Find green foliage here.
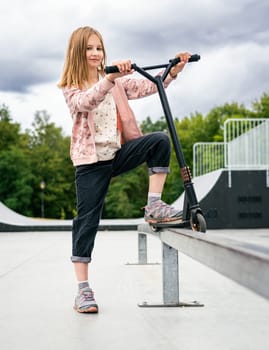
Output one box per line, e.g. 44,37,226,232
0,146,33,215
104,165,148,218
0,108,76,219
0,103,12,122
204,102,252,142
0,92,268,219
0,105,22,150
140,116,168,133
28,111,76,218
252,93,269,118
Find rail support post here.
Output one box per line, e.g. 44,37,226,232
139,240,204,307
163,243,179,304
126,233,159,265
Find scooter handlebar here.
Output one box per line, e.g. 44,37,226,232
104,54,200,74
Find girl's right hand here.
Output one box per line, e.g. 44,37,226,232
106,59,134,82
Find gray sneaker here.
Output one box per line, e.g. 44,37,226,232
144,199,182,224
74,287,98,313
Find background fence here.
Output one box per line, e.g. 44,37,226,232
193,118,269,179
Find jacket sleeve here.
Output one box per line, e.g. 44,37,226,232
62,78,115,115
120,70,175,100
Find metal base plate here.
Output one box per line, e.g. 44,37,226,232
125,262,160,265
138,300,204,308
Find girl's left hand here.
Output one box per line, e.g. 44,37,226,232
170,52,191,78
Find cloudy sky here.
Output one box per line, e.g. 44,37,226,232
0,0,268,135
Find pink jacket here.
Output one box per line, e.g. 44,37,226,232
63,73,175,166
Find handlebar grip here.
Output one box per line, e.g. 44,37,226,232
188,54,200,62
170,54,200,65
104,64,135,74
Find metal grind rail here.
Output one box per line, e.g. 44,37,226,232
136,224,269,307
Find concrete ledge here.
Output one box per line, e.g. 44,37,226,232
138,223,269,301
0,219,142,232
0,222,72,232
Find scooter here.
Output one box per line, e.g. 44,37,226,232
105,55,206,233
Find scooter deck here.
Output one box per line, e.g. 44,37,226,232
149,221,185,229
148,213,189,230
149,220,192,232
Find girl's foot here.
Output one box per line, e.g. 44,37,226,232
74,287,98,313
144,199,182,224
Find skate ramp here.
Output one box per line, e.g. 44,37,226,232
173,169,269,229
173,169,223,208
0,201,142,232
0,201,72,231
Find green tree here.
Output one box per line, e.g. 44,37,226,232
0,105,34,215
1,90,268,220
0,103,12,122
0,147,33,215
252,93,269,119
0,104,22,150
140,116,168,133
204,102,252,142
28,111,75,218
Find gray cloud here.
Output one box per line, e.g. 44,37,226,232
1,0,268,93
0,58,60,93
0,0,268,135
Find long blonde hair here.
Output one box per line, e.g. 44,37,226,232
58,26,107,89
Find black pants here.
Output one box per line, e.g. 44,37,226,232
71,132,171,263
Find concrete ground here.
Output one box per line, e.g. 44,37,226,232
0,230,269,350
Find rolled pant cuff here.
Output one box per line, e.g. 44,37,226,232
71,256,91,263
148,166,170,176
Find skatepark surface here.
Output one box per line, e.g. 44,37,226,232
1,229,269,350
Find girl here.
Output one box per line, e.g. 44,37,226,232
58,26,190,313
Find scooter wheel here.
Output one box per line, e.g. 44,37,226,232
191,213,206,233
